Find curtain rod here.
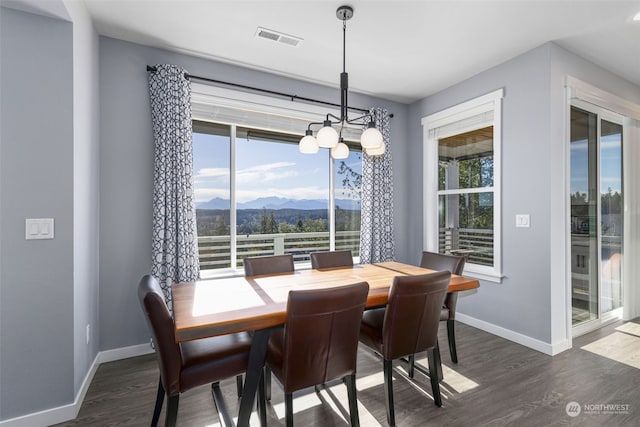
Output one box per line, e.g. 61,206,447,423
146,65,393,117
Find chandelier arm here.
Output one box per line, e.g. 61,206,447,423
346,113,374,125
325,113,342,123
306,121,325,131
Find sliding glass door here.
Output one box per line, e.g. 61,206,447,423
570,102,623,333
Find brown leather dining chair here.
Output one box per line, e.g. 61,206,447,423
244,254,295,401
244,254,295,277
420,251,466,364
359,271,450,426
310,250,354,269
258,281,369,427
138,275,252,427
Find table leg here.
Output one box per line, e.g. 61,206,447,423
237,328,273,427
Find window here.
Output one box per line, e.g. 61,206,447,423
422,89,503,281
191,84,362,275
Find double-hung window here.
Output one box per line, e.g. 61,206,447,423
191,84,362,276
422,89,503,282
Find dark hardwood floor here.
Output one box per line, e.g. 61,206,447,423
53,319,640,426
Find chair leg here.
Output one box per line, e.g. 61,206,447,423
151,377,165,427
407,354,415,378
447,319,458,363
427,349,442,407
258,370,267,427
434,340,443,381
285,392,294,427
383,359,395,426
165,394,179,427
236,374,244,398
265,366,272,401
345,374,360,427
212,382,234,427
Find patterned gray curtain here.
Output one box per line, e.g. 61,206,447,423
147,64,200,306
359,107,395,263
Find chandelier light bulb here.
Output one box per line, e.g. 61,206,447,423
331,141,349,159
316,124,339,148
299,131,319,154
365,141,385,156
360,124,383,148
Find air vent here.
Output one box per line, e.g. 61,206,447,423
255,27,303,47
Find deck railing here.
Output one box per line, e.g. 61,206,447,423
439,227,494,266
198,230,361,270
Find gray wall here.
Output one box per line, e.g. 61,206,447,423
406,42,640,345
98,37,409,350
0,7,75,419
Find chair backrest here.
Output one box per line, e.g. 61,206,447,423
280,281,369,393
243,254,294,277
382,271,450,360
420,251,465,275
137,275,182,396
310,250,354,269
420,252,465,315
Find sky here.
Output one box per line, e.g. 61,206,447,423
192,132,362,204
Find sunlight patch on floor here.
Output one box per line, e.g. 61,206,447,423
203,359,479,427
581,331,640,369
267,381,382,426
413,357,480,393
356,370,385,391
270,391,323,419
615,321,640,337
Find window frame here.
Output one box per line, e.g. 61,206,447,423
422,88,504,282
191,83,362,277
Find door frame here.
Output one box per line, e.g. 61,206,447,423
565,76,640,341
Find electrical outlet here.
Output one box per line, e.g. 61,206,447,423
86,324,91,345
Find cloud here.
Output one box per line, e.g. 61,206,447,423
237,162,298,184
196,167,229,178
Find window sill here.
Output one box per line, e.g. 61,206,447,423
462,270,503,283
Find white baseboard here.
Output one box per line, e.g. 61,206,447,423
0,343,154,427
98,342,154,364
456,313,570,356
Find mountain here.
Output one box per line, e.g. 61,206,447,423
237,197,322,210
197,196,360,210
196,197,230,209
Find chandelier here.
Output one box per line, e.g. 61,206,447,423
299,5,385,159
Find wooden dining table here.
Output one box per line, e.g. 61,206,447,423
172,261,479,426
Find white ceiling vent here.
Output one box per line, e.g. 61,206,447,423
255,27,302,47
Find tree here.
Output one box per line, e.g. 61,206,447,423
214,216,229,235
336,154,362,200
259,208,278,234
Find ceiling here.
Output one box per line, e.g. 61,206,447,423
14,1,640,104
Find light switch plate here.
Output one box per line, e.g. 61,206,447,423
515,214,530,228
25,218,54,239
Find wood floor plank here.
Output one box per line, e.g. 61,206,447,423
53,319,640,426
